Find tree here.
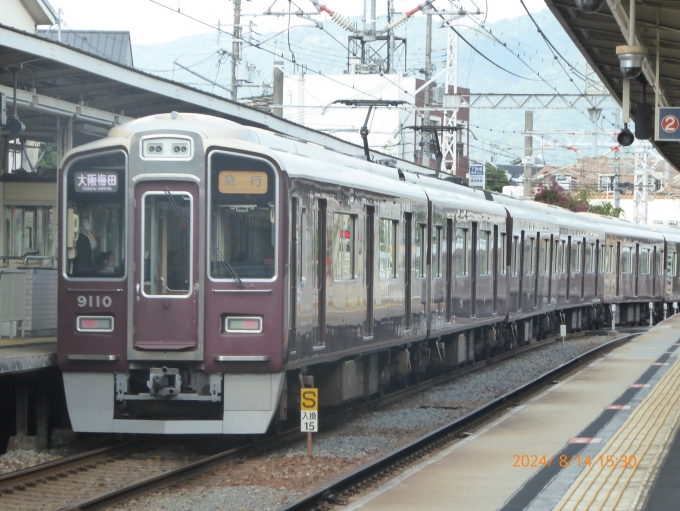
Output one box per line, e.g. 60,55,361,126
588,201,624,219
534,176,589,212
485,163,509,192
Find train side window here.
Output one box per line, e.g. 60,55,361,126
479,230,491,275
500,232,507,275
586,243,594,273
512,235,520,276
455,228,469,277
659,249,665,275
300,208,307,283
606,245,613,273
540,239,549,273
571,241,582,273
599,244,605,273
527,237,535,275
333,213,356,281
414,224,426,279
432,225,443,278
622,246,632,274
379,218,398,279
640,248,651,275
553,240,559,274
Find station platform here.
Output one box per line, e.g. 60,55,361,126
0,337,57,375
345,316,680,511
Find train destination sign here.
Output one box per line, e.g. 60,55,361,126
300,388,318,433
657,107,680,141
75,172,118,192
218,170,268,194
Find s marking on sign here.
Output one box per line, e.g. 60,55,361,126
301,388,319,433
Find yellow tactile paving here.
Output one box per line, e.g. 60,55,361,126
0,337,56,349
555,341,680,511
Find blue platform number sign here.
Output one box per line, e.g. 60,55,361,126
657,107,680,141
300,388,318,432
469,164,485,188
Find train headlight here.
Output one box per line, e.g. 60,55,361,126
141,137,193,160
77,316,114,333
224,316,262,333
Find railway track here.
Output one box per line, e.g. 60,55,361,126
0,330,638,511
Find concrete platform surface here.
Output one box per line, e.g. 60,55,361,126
0,337,56,374
344,317,680,511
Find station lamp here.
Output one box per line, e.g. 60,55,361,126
574,0,605,13
617,124,635,147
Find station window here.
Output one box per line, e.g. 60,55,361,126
333,213,356,281
640,248,651,275
4,205,53,258
622,246,632,274
500,233,507,275
455,228,469,277
479,230,491,275
512,235,520,276
379,218,398,279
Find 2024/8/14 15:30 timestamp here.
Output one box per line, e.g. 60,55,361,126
513,454,637,469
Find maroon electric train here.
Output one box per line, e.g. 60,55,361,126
58,113,679,434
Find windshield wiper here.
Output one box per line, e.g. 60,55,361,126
215,246,245,289
164,188,188,227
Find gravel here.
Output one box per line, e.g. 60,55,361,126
270,435,398,459
116,485,302,511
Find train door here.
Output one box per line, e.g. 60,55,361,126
653,246,657,296
365,206,375,339
534,233,540,308
595,239,600,297
471,222,478,317
289,197,299,350
518,230,525,310
446,219,453,320
133,181,199,350
616,241,621,297
404,212,412,331
317,199,327,346
635,243,640,297
566,236,572,301
581,237,586,300
548,234,554,304
493,225,498,314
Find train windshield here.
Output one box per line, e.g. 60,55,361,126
64,151,126,278
209,152,277,280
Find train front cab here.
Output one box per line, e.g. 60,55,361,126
58,116,287,434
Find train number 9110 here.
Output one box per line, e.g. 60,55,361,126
77,295,113,308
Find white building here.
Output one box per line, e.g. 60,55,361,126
1,0,56,32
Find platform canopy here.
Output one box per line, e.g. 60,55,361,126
0,24,431,174
545,1,680,170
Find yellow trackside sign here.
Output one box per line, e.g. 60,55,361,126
300,388,318,411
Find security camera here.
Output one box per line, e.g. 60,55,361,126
617,123,635,147
616,45,646,79
574,0,605,12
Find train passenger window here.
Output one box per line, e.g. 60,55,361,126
540,239,549,273
600,244,606,273
479,230,491,275
500,233,507,275
527,238,535,275
571,242,582,273
671,252,679,277
622,247,632,274
415,224,426,279
379,219,398,279
433,226,443,278
586,243,594,273
300,208,307,283
455,228,469,277
659,249,665,275
209,152,277,280
640,248,651,275
606,245,613,273
333,213,356,281
64,151,126,279
512,236,520,276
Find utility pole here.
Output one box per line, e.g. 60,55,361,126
272,55,284,118
523,110,534,198
230,0,242,102
422,13,432,168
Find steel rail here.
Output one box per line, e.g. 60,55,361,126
277,333,638,511
0,443,129,492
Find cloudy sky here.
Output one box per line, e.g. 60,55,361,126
46,0,549,45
